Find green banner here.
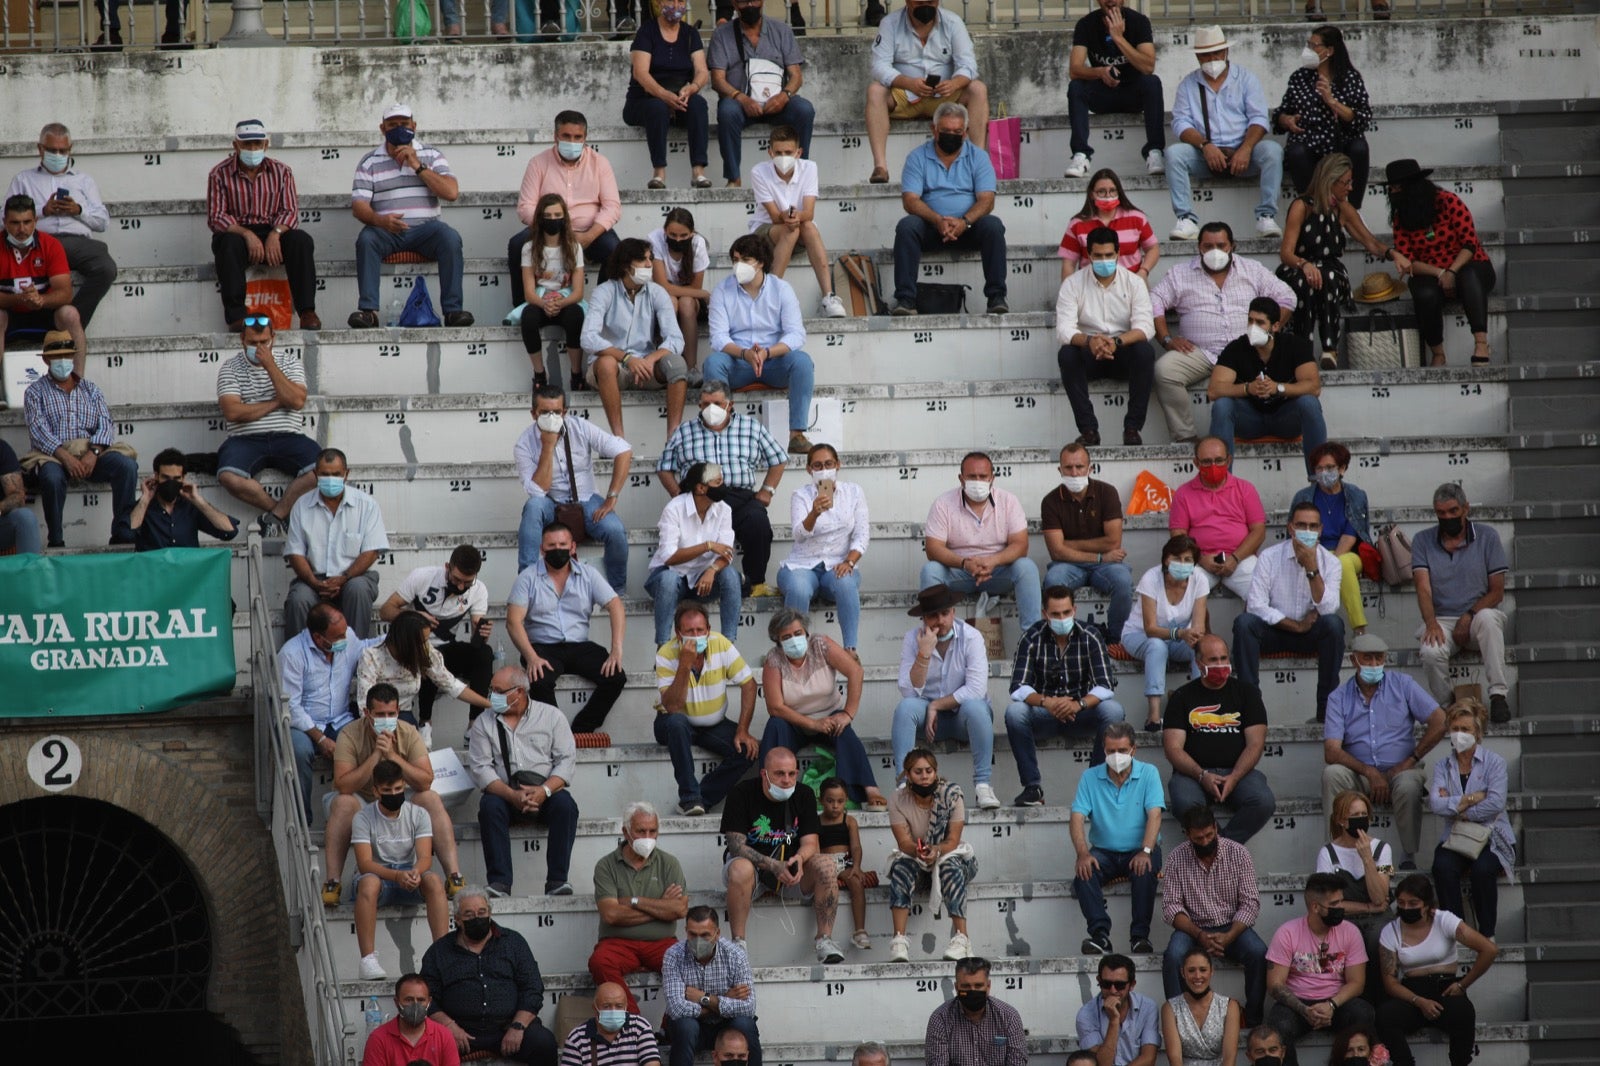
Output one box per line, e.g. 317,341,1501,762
0,548,236,717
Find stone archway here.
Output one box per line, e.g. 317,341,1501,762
0,729,290,1062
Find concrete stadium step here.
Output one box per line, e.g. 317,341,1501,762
320,870,1534,980
83,167,1509,271
331,947,1536,1040
9,104,1503,203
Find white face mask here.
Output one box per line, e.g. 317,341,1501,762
630,836,658,860
1105,751,1134,774
1201,248,1232,272
1300,46,1322,69
631,265,654,286
963,479,992,503
771,154,797,176
1200,58,1227,79
700,403,729,428
536,412,565,434
811,468,838,483
732,261,758,285
1061,475,1090,494
1448,730,1477,754
1247,324,1272,348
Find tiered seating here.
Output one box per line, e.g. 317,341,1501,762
2,16,1596,1066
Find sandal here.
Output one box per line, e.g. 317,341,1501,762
862,795,889,811
1471,343,1492,365
646,176,667,190
851,929,873,950
691,174,713,189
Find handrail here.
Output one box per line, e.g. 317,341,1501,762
247,532,356,1065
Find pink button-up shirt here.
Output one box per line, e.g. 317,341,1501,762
924,485,1027,558
518,145,621,234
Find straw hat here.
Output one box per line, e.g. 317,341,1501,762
1353,272,1403,303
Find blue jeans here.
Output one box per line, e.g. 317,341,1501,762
0,508,42,554
518,492,629,590
702,349,815,432
1119,628,1199,697
891,697,994,784
1067,75,1166,160
892,215,1008,305
759,717,878,802
776,562,861,648
646,565,743,647
478,787,579,891
1003,698,1126,783
919,558,1043,629
289,720,345,825
1163,138,1285,223
1072,844,1161,940
653,714,754,809
1164,924,1269,1024
1168,768,1276,844
36,449,138,545
354,218,465,313
717,94,816,182
1208,395,1328,473
667,1014,762,1066
623,93,710,169
1044,560,1134,639
1232,610,1343,721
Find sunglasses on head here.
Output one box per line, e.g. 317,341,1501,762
243,315,271,328
1098,979,1131,990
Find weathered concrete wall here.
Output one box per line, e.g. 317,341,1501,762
0,15,1591,142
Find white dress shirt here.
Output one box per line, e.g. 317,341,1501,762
1055,264,1155,346
1246,538,1342,625
513,416,632,503
648,493,736,581
783,480,870,570
6,164,111,237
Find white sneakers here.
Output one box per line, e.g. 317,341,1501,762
1064,152,1092,178
1145,150,1166,175
819,293,847,318
974,783,1001,810
943,932,973,961
418,723,432,748
1170,217,1201,240
889,934,911,962
1256,216,1284,238
816,936,845,963
359,953,386,980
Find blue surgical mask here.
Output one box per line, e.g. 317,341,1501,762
371,716,399,734
936,627,954,642
238,149,266,167
1048,617,1075,636
489,691,509,713
597,1009,629,1032
317,475,345,498
766,782,795,801
1315,469,1341,490
689,635,709,654
1358,665,1385,685
1168,561,1196,581
42,152,70,174
245,347,261,365
1090,259,1117,278
384,126,415,147
781,635,809,659
48,359,74,381
1293,529,1320,547
557,140,584,162
329,638,348,654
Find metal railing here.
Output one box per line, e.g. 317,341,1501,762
246,533,356,1066
0,0,1579,50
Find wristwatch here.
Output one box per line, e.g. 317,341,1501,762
1276,383,1286,395
701,994,714,1007
631,896,641,907
509,1021,526,1031
415,164,430,175
1141,846,1153,855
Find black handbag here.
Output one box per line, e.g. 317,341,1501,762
915,282,969,315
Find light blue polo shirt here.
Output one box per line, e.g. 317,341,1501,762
1070,759,1165,853
901,139,996,220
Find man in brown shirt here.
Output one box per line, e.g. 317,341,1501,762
1041,440,1133,639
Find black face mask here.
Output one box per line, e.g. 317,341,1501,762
910,3,937,22
1438,516,1464,537
1322,906,1347,927
1345,816,1369,834
668,237,695,256
936,132,965,155
1341,1058,1370,1066
379,792,406,812
705,485,727,503
460,916,493,941
1398,907,1425,925
955,989,987,1011
909,781,937,798
1183,984,1211,1000
544,548,572,570
155,479,183,505
738,5,762,24
540,217,565,235
1254,1058,1283,1066
1193,838,1219,858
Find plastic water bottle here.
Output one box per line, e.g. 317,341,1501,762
493,641,507,669
385,298,403,327
364,995,382,1034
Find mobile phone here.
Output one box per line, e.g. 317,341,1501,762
924,73,940,88
55,188,70,200
1213,552,1227,565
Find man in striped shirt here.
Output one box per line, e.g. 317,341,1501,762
654,602,758,817
348,103,473,329
207,119,320,333
559,983,663,1066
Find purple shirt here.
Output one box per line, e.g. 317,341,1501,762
924,485,1027,558
1149,255,1298,361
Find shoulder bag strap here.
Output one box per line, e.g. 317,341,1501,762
496,715,515,780
562,427,581,505
1199,82,1212,144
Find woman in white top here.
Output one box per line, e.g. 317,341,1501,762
356,610,492,741
1160,947,1240,1066
644,460,742,646
1120,533,1209,730
1375,873,1498,1066
777,444,869,651
649,207,711,376
1319,788,1395,1001
517,193,587,391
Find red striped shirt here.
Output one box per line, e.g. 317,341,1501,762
1057,207,1157,270
206,155,299,233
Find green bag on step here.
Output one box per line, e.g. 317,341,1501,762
394,0,432,41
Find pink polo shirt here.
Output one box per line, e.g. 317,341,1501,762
1169,474,1266,556
924,485,1028,558
518,145,622,233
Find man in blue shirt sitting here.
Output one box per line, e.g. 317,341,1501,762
1075,953,1161,1066
1070,721,1164,956
891,101,1008,317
